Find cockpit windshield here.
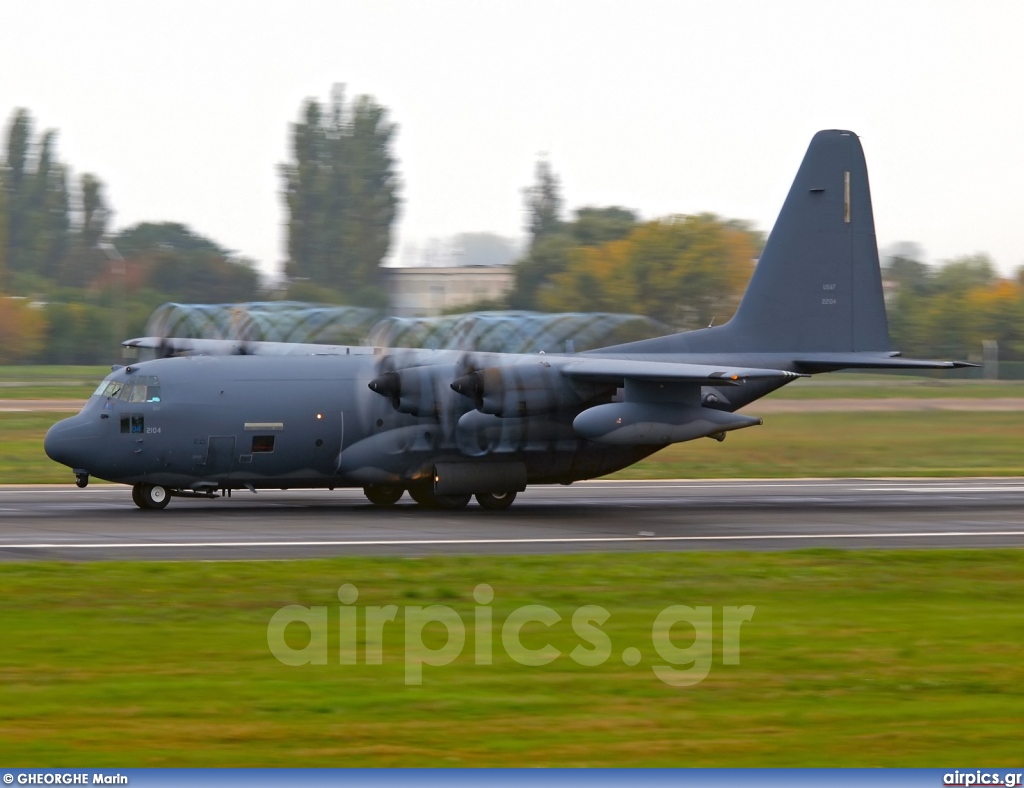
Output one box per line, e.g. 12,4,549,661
93,375,161,403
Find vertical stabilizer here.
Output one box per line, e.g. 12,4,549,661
725,130,890,352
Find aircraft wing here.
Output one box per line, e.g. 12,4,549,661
557,358,807,386
122,336,377,356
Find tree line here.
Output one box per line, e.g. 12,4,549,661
2,91,1021,368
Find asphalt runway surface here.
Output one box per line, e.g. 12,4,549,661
1,478,1023,561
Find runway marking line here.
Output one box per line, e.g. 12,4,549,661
4,531,1024,551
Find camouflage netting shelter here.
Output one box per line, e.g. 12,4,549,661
145,302,383,346
365,311,670,353
145,303,671,353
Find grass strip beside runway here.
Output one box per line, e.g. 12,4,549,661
0,550,1022,766
8,410,1024,484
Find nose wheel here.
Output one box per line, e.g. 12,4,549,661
132,483,171,510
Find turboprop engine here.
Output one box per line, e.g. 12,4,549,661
367,364,457,418
450,361,603,417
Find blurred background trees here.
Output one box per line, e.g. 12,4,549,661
280,84,399,308
884,248,1024,363
1,97,1022,371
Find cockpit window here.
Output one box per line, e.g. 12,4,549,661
100,381,124,399
94,375,161,402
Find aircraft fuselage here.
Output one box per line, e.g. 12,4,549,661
44,352,654,495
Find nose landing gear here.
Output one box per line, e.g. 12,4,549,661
74,472,89,489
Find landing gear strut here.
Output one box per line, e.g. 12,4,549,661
132,483,171,510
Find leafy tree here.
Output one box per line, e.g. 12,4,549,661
26,131,71,279
524,159,563,242
2,113,72,281
571,206,637,247
3,109,34,276
539,214,758,329
79,173,110,249
931,253,996,294
0,168,7,291
508,232,574,310
113,222,259,303
0,296,48,363
510,162,639,310
39,301,112,364
115,221,226,257
886,253,1024,362
60,173,112,286
281,85,400,300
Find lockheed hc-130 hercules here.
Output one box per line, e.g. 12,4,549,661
44,130,968,510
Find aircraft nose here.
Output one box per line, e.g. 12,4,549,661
44,415,102,471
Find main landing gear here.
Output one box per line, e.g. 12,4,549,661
363,484,404,506
132,483,170,510
363,483,518,511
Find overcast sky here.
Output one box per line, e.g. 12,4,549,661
3,0,1022,278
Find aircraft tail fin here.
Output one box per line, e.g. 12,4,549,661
602,130,892,356
725,129,889,353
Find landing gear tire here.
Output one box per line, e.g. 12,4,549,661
475,491,517,511
408,482,471,510
364,484,404,506
75,472,89,489
134,483,170,510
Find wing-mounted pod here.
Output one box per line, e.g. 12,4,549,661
572,376,769,446
450,360,607,418
574,402,761,445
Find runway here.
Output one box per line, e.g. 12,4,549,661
1,478,1023,561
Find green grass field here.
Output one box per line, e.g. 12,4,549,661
0,551,1022,766
617,410,1024,478
10,409,1024,484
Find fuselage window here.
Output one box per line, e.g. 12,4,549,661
120,415,145,434
251,435,275,453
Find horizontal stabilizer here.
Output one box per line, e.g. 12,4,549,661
793,353,979,373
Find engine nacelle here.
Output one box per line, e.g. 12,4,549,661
368,365,454,417
450,362,586,417
573,402,762,445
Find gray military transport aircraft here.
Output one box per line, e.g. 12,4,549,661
44,130,969,510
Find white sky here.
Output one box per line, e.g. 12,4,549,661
3,0,1022,279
